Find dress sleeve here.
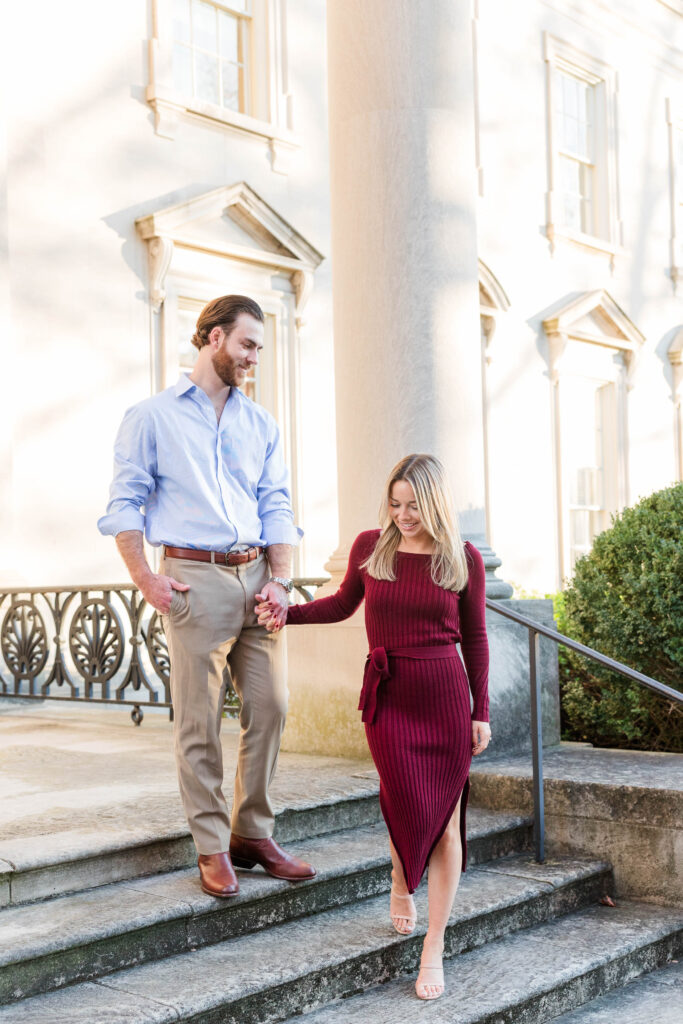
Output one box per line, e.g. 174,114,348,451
459,542,490,722
286,532,373,625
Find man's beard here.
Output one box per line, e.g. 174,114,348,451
212,348,247,387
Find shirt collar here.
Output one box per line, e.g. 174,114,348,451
175,373,196,398
174,373,244,407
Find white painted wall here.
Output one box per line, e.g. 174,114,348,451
0,0,680,594
477,0,683,592
1,0,335,586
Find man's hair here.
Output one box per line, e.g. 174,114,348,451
191,295,264,351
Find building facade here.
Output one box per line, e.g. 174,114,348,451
1,0,681,595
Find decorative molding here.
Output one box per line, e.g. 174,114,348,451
292,269,315,329
269,136,298,176
478,258,511,314
657,0,683,16
136,182,323,273
135,182,323,337
668,327,683,480
479,259,510,360
542,289,645,382
148,237,174,314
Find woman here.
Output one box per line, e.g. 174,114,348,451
256,454,491,1001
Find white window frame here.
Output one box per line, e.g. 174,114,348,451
543,291,644,587
666,98,683,290
135,183,323,574
147,0,297,171
170,1,253,118
544,34,622,261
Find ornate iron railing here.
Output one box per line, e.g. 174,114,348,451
0,580,327,725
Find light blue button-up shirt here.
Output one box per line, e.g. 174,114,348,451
98,375,302,551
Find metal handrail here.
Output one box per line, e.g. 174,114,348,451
485,597,682,864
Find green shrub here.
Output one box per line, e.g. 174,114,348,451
557,483,683,752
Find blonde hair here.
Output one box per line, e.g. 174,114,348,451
362,454,469,592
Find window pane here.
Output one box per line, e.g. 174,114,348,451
173,43,193,96
557,71,593,160
178,307,200,372
563,74,579,119
221,61,240,110
570,509,591,549
563,193,581,230
192,0,217,52
219,10,239,60
559,155,594,232
195,50,219,104
172,0,191,43
560,155,580,194
561,116,580,154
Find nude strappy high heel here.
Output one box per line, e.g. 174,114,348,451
415,950,445,1000
389,885,417,934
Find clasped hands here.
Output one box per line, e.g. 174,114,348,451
254,586,492,755
255,580,288,632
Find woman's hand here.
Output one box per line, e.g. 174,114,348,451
472,720,491,756
255,596,286,632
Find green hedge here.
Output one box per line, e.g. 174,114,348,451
557,483,683,753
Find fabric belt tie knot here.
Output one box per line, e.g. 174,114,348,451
359,647,391,724
358,644,461,724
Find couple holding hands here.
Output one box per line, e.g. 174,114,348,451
99,295,492,1002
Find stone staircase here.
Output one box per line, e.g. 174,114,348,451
0,782,680,1023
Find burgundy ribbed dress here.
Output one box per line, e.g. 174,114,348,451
286,529,489,893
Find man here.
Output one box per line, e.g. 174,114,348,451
98,294,315,897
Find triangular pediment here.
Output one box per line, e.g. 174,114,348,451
136,182,324,269
542,290,645,353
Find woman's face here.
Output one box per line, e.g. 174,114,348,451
389,479,429,544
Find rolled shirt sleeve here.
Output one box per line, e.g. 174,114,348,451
97,405,157,538
258,422,303,547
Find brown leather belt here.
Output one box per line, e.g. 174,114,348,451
164,545,263,566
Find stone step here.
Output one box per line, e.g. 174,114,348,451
0,784,530,910
0,788,383,908
0,808,531,1005
0,853,613,1018
289,902,682,1024
549,958,682,1023
469,743,683,903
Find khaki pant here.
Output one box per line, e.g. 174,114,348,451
160,553,287,855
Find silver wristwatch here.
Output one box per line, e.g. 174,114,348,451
269,576,293,593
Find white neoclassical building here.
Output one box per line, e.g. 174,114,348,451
1,0,682,602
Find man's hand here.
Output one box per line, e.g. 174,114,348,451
139,573,190,614
115,531,190,614
472,720,492,756
255,581,288,632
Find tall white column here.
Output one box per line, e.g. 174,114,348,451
284,0,510,758
324,0,494,577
